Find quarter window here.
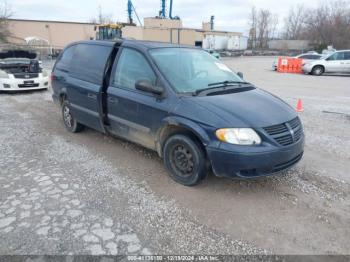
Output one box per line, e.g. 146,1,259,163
112,48,156,90
56,45,75,71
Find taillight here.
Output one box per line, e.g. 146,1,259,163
51,74,56,81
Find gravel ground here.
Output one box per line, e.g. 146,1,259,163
0,57,349,255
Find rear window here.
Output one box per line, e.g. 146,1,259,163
70,44,113,85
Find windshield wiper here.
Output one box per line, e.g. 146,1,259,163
208,80,249,87
194,81,250,96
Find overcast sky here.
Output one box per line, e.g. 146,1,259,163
9,0,322,34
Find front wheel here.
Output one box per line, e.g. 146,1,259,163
163,134,208,186
311,66,324,76
61,100,84,133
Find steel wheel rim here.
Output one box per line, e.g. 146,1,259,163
170,144,195,177
63,106,73,128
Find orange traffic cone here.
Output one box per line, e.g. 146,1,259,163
296,99,303,112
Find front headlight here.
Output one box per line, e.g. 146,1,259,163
215,128,261,145
0,70,9,79
42,70,49,77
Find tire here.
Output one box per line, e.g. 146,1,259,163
61,100,84,133
163,134,208,186
311,66,324,76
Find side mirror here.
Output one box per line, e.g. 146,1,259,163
237,72,244,79
135,80,163,95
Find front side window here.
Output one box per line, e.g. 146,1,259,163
149,48,243,93
344,52,350,60
112,48,156,90
327,52,345,61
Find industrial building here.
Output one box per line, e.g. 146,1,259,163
6,19,96,49
4,0,247,54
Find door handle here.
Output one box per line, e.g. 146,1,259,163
87,93,97,100
108,97,118,103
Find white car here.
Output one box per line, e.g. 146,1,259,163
272,53,322,71
302,50,350,76
0,52,50,92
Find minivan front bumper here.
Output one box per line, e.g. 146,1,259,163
207,136,304,179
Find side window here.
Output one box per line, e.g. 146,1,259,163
344,52,350,60
299,55,310,59
70,44,112,85
328,52,345,61
112,48,156,90
55,45,75,71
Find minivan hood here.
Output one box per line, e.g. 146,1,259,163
187,88,297,128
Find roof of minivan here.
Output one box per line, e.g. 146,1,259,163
122,39,196,49
73,39,197,50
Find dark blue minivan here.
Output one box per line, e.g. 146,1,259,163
52,40,304,186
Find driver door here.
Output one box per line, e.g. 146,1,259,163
325,52,346,73
106,47,169,150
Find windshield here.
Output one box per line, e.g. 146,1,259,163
149,48,244,93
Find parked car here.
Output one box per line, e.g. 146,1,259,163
272,53,322,71
302,50,350,76
0,50,50,92
52,40,304,186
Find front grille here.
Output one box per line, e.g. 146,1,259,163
18,83,39,88
273,152,303,172
14,73,39,79
263,117,303,146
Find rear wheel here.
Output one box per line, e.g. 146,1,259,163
163,134,208,186
61,100,84,133
311,65,324,76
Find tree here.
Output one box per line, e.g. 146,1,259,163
257,9,278,48
283,5,306,40
302,0,350,49
283,1,350,49
248,6,257,49
90,5,113,24
248,7,279,49
0,0,12,42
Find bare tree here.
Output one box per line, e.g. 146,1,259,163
90,5,113,24
283,5,306,40
257,9,278,48
270,14,279,39
248,6,257,49
248,7,279,49
0,0,12,42
283,1,350,49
